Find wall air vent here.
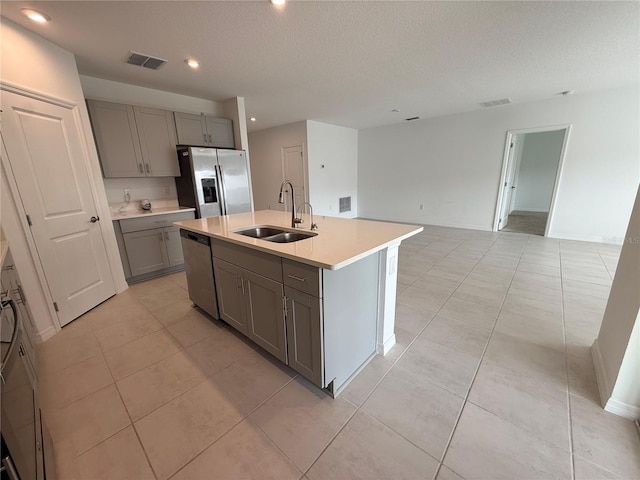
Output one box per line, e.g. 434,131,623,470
479,98,512,108
405,116,420,121
339,196,352,213
126,51,167,70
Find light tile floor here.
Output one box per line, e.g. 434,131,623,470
37,226,640,480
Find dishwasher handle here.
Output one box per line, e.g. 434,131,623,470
179,229,210,246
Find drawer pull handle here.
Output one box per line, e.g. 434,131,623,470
287,274,306,282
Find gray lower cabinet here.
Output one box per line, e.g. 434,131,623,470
116,211,195,282
284,286,323,386
212,257,287,362
212,258,247,334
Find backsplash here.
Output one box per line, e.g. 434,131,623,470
104,177,177,204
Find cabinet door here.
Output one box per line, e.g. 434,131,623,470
212,258,247,334
174,112,207,146
133,106,180,176
285,286,324,387
164,227,184,266
123,228,169,276
244,270,287,362
205,117,235,148
87,100,144,177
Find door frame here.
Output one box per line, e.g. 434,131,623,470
280,143,309,204
1,82,127,336
492,124,572,236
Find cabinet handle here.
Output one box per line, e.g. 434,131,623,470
208,134,212,143
240,277,245,294
145,164,151,174
287,274,306,283
159,232,164,241
203,133,208,143
282,296,288,317
165,231,169,241
138,164,144,174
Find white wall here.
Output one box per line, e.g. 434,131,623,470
248,121,308,211
358,86,640,242
0,19,127,337
80,75,224,115
512,130,565,212
609,318,640,417
306,121,359,218
594,184,640,419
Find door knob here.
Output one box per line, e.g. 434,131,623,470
90,216,100,223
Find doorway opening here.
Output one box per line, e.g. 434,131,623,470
280,144,308,212
493,125,570,236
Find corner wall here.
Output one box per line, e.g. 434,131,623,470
248,121,308,211
593,184,640,419
358,86,640,241
306,121,358,218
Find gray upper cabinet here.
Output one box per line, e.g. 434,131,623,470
133,106,180,176
87,99,180,178
87,100,143,177
174,112,235,148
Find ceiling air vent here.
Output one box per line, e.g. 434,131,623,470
126,51,167,70
479,98,512,108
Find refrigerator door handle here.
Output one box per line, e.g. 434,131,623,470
215,165,227,216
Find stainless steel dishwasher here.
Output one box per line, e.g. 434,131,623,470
179,229,219,319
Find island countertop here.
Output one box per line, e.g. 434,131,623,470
174,210,422,270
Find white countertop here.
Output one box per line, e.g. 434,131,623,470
110,206,195,221
175,210,423,270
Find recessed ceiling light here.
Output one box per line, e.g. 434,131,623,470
185,58,199,68
270,0,286,6
21,8,51,23
250,117,256,122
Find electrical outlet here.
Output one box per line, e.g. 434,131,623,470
123,188,131,201
163,186,170,196
419,204,424,210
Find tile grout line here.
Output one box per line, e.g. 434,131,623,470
432,230,527,479
558,243,577,480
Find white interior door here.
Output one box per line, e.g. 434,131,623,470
282,145,307,212
1,91,115,325
498,137,520,230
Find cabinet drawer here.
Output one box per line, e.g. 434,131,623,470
119,211,194,233
283,259,322,297
211,239,282,282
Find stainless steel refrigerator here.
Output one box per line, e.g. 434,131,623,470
175,146,252,218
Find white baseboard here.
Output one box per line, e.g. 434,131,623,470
36,325,57,343
591,339,610,407
549,232,622,245
604,397,640,420
377,333,396,355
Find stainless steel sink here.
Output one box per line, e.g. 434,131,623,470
265,231,317,243
234,226,317,243
234,226,285,239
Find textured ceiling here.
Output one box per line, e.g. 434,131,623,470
2,1,639,132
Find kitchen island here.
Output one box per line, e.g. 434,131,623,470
175,210,422,396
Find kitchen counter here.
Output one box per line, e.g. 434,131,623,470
174,210,422,270
110,205,195,221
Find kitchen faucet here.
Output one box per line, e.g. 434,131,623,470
297,202,318,230
278,180,302,228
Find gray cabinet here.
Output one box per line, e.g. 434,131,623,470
174,112,234,148
116,211,194,282
212,258,247,334
87,100,179,178
123,228,169,276
285,286,323,386
244,269,287,363
212,257,287,362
